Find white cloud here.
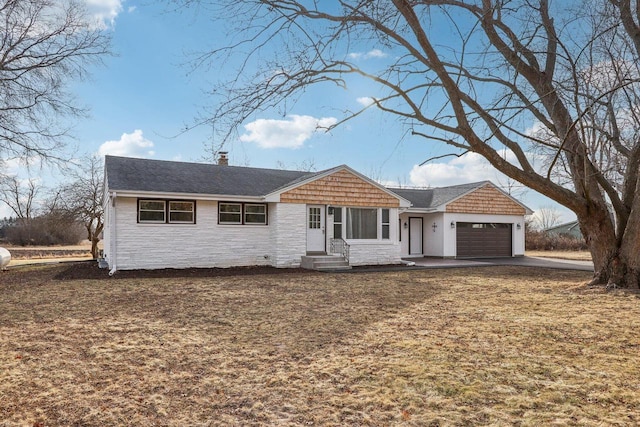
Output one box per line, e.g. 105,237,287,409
85,0,124,29
409,151,515,187
239,115,338,149
356,97,374,107
348,49,388,60
365,49,387,58
1,158,36,176
98,129,155,158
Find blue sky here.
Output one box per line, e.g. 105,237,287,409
2,0,575,224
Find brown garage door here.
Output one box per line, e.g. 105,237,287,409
456,223,512,258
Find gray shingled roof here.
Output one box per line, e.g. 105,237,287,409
388,182,489,210
105,156,315,196
105,157,514,211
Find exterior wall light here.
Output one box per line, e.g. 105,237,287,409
450,221,456,229
516,223,522,230
432,222,438,232
403,221,408,229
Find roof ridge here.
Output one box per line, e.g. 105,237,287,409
104,155,314,174
388,180,489,191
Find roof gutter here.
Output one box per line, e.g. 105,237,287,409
110,189,264,202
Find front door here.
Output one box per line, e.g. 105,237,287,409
409,217,423,255
306,205,325,253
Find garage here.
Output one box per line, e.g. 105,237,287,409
456,222,512,258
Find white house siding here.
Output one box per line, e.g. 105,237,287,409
112,197,272,270
269,203,306,268
399,213,443,257
399,212,525,258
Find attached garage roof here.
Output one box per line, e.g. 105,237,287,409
389,182,488,210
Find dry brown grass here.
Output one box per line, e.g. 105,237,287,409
1,264,639,426
526,250,593,261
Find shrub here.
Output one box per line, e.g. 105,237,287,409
4,213,84,246
525,229,588,251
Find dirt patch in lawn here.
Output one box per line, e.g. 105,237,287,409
49,261,310,280
1,264,639,426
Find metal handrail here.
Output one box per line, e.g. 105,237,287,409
329,238,350,264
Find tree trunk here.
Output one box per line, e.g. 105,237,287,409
618,190,640,289
91,237,99,260
578,203,640,290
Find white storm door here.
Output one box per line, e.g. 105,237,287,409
409,217,423,255
306,205,325,252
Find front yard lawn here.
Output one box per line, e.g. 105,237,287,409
1,264,638,426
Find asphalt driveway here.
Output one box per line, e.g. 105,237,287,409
404,256,594,272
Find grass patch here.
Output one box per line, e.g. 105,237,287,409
526,250,593,261
1,265,638,426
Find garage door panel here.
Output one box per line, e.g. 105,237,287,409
456,223,512,258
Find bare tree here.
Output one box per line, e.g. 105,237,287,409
174,0,640,288
0,173,45,244
534,206,563,231
0,175,40,224
275,159,318,172
51,155,104,259
0,0,111,161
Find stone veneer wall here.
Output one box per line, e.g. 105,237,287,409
112,198,272,270
269,203,306,268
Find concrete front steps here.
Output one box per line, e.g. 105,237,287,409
301,254,351,271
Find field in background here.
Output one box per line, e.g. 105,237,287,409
2,242,97,266
1,243,591,267
525,250,593,261
0,264,638,426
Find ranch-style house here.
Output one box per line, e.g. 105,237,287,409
102,155,532,272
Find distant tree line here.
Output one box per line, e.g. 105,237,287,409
0,155,104,258
0,215,84,246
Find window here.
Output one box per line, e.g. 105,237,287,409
346,208,378,239
139,200,166,223
138,199,195,224
219,202,268,225
381,209,390,239
169,201,194,223
333,207,342,239
457,223,510,229
245,204,267,224
219,203,242,224
308,207,321,229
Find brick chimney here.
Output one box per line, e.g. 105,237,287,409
218,151,229,166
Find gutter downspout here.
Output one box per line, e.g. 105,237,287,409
108,191,117,276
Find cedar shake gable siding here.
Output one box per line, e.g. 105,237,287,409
280,169,400,207
445,185,526,215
